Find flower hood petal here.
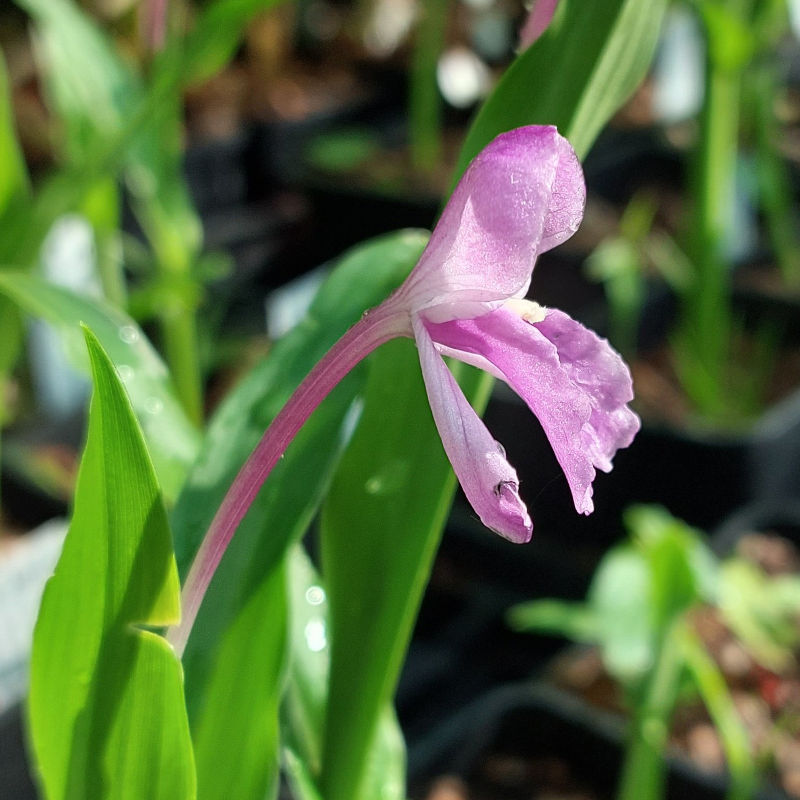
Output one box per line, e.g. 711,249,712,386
426,307,640,515
412,316,533,543
395,126,584,324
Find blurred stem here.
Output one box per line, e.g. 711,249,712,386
82,179,127,309
160,297,203,427
751,63,800,287
409,0,448,173
617,622,684,800
679,625,757,800
680,22,742,419
160,304,203,427
0,298,23,518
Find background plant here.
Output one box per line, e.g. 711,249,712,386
510,504,800,800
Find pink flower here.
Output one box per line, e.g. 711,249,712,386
386,125,638,542
170,125,639,653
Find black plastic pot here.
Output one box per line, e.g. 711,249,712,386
0,705,37,800
711,499,800,559
407,682,767,800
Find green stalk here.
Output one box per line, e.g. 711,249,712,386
160,298,203,427
617,623,685,800
0,298,22,518
751,63,800,287
680,24,742,419
679,625,757,800
82,179,127,309
409,0,449,173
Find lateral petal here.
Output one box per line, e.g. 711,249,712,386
396,126,584,323
426,308,639,515
412,316,533,543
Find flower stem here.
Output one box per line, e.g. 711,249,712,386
680,25,741,419
409,0,448,173
617,622,684,800
168,301,410,657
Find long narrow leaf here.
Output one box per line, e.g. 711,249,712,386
28,326,195,800
284,545,406,800
456,0,668,170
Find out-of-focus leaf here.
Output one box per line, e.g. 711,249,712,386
0,273,199,502
0,51,29,214
455,0,668,171
627,505,718,614
720,559,800,671
507,599,598,643
125,93,205,424
588,545,653,682
14,0,140,162
173,232,426,800
680,624,757,800
175,0,288,86
28,327,195,800
284,749,324,800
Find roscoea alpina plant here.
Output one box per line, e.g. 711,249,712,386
170,125,640,654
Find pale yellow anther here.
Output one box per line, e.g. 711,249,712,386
503,298,548,324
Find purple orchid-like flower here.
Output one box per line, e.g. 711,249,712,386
169,125,639,654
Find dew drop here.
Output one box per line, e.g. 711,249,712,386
304,619,327,652
365,476,382,494
119,325,139,344
305,586,325,606
117,364,134,383
144,396,164,415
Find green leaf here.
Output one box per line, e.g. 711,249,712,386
679,624,757,800
319,342,488,800
507,599,598,643
172,232,426,800
455,0,668,170
176,0,288,87
284,545,407,800
588,545,654,683
191,560,287,800
28,326,195,800
0,272,199,502
719,559,800,671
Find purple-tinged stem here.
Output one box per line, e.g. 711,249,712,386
168,301,411,657
142,0,168,54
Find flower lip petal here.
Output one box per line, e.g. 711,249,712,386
395,126,585,324
425,307,639,516
412,316,532,543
